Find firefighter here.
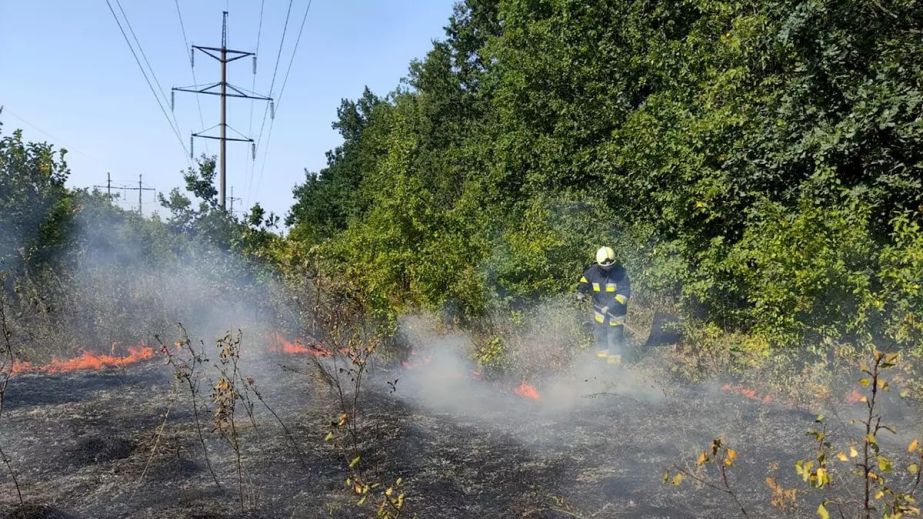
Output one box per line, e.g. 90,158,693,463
576,246,630,363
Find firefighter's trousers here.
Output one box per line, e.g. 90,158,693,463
592,305,625,354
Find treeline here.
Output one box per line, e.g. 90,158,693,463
286,0,923,351
0,127,288,358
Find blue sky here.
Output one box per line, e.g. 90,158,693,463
0,1,456,221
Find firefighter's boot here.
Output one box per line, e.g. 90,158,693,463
606,332,623,365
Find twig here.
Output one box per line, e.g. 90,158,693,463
240,375,307,467
0,294,24,506
155,330,221,490
130,388,177,503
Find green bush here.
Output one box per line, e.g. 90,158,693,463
879,214,923,354
728,190,878,348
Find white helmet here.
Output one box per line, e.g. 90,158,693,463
596,246,615,267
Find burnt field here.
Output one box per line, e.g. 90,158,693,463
0,345,920,519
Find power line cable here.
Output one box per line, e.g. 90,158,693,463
248,0,293,197
254,0,293,148
173,0,211,155
254,0,314,196
244,0,265,203
114,0,186,141
105,0,190,160
274,0,313,113
1,106,99,160
247,0,266,139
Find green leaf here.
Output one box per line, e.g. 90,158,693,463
877,456,892,472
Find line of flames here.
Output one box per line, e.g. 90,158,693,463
10,333,326,376
9,334,540,400
10,345,155,376
9,334,859,408
721,383,867,407
267,333,331,357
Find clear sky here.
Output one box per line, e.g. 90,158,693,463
0,1,456,221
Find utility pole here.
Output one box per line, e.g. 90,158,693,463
228,185,242,215
172,11,274,211
118,174,154,214
93,172,115,201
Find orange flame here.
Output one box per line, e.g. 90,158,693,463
721,383,774,404
514,381,541,400
11,345,154,375
723,382,868,407
401,350,432,370
845,388,865,404
267,333,330,357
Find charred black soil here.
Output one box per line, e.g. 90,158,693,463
0,352,919,518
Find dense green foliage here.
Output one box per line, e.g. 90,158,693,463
288,0,923,351
0,127,71,272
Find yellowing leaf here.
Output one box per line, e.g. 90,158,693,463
836,452,849,462
909,439,920,453
908,463,919,475
324,431,334,442
850,446,859,458
875,490,884,500
726,448,737,465
817,502,830,519
696,452,708,465
816,467,830,488
349,455,361,468
672,473,684,486
859,378,870,387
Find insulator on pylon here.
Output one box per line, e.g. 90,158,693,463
252,55,257,75
190,48,195,68
171,90,175,111
190,136,194,159
251,142,256,160
270,100,275,120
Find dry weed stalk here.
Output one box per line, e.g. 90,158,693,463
211,331,247,512
792,350,922,519
130,388,177,503
665,437,749,518
0,291,24,506
307,277,407,518
155,325,221,489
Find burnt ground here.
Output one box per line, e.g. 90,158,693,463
0,348,920,519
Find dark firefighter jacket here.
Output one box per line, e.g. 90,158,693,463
577,264,631,325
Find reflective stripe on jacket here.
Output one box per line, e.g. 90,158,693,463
577,263,630,316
